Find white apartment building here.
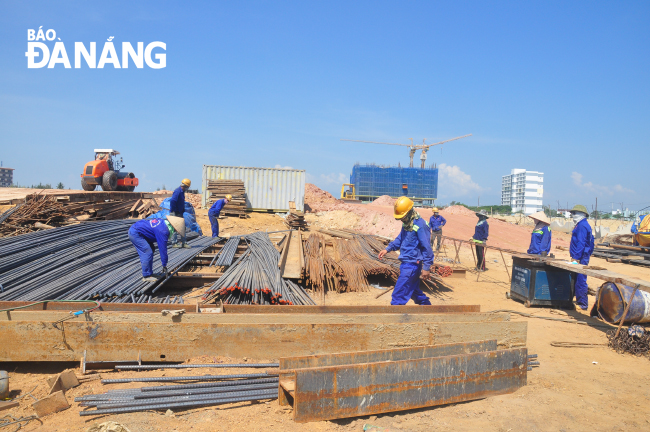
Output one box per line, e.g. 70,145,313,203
501,169,543,215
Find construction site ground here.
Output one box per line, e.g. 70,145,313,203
3,188,650,431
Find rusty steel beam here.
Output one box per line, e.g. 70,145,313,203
221,305,480,314
283,348,528,422
0,311,509,324
279,340,497,371
0,321,526,362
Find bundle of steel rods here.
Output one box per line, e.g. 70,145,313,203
76,376,279,416
212,236,240,266
202,232,315,305
0,220,219,302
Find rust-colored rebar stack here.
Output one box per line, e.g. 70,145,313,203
0,194,160,237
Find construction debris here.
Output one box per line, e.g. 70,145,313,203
32,390,70,417
284,211,307,229
0,194,160,237
206,180,247,217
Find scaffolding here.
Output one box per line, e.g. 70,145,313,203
350,164,438,205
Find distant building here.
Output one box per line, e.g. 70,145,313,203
0,166,14,187
501,169,543,215
350,163,438,205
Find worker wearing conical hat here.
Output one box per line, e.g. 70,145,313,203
429,207,446,252
471,210,490,271
527,211,552,256
169,179,191,248
128,215,186,282
569,204,594,310
208,195,231,237
378,197,433,306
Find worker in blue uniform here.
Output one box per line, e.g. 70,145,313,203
208,194,231,237
527,211,552,256
169,178,191,247
378,196,433,305
128,215,186,282
429,207,446,252
569,204,594,310
471,211,489,271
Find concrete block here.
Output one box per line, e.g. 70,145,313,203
32,390,69,417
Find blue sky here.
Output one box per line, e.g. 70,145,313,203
1,1,648,212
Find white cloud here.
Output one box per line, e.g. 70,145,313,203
274,164,293,169
438,163,483,196
571,171,633,196
319,173,348,185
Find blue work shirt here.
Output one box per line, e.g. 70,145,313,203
208,199,227,217
429,214,446,231
473,220,489,242
169,187,185,215
527,226,552,255
130,219,172,267
386,218,434,271
570,219,594,262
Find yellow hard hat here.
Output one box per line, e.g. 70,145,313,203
181,179,191,187
433,207,439,212
225,194,232,200
393,196,414,219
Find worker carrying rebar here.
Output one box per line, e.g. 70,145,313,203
169,179,191,247
471,210,489,271
378,196,433,306
527,211,552,255
128,216,186,282
569,204,594,310
429,207,446,252
208,194,231,237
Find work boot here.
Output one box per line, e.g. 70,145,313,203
172,243,183,248
142,276,158,283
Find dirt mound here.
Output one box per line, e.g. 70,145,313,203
371,195,396,206
441,205,476,217
305,183,343,212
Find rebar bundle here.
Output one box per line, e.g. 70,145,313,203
76,376,279,416
212,236,240,266
202,231,315,305
0,220,219,302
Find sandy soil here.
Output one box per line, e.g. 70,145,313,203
2,185,650,431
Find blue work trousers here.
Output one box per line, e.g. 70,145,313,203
575,257,590,309
128,230,156,277
209,213,219,237
391,262,432,305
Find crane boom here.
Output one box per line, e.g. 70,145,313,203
340,134,471,168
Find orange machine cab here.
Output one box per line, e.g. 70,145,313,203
80,149,139,191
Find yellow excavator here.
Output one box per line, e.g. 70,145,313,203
341,184,355,200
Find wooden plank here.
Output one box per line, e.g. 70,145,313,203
0,321,526,362
545,260,650,293
288,348,528,422
279,340,498,371
0,311,510,324
32,391,69,417
282,231,303,279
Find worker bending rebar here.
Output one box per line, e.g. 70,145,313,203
208,194,231,237
169,178,191,247
378,197,433,306
527,211,552,256
128,216,185,282
569,204,594,310
471,210,489,271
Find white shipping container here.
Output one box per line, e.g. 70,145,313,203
202,165,306,212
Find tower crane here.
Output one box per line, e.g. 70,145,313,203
341,134,472,168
